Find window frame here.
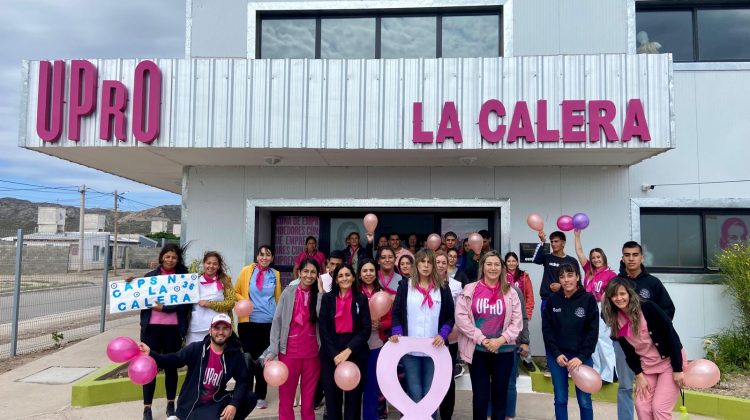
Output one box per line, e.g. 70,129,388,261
640,207,749,273
256,7,503,59
636,1,750,62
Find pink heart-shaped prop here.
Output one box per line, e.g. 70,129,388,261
376,337,452,420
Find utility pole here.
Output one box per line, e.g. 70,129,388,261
78,184,85,273
113,190,118,276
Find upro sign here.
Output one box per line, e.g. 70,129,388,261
36,60,161,143
412,99,651,144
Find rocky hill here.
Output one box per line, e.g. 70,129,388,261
0,197,180,234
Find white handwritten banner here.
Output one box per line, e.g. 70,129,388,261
109,273,200,313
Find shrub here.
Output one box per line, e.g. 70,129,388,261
707,242,750,373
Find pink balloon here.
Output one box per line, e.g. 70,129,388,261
556,215,574,232
468,233,483,254
377,337,452,420
426,234,442,251
363,213,378,234
685,359,721,389
334,361,361,391
527,213,544,231
369,291,393,319
106,336,140,363
571,365,602,394
128,355,158,385
264,360,289,387
234,299,254,318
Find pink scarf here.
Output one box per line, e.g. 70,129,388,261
379,271,397,295
480,279,501,305
160,267,175,275
361,285,375,300
293,287,311,326
255,266,269,291
617,311,632,338
200,274,223,290
415,283,435,308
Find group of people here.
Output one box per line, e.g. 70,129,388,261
133,225,686,420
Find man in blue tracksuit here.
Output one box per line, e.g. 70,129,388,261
614,241,676,420
138,314,257,420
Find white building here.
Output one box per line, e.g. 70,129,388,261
150,220,169,234
17,0,750,358
84,213,106,232
37,206,65,233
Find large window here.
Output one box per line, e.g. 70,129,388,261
640,209,750,272
258,9,502,59
636,3,750,62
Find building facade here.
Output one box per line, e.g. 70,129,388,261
19,0,750,357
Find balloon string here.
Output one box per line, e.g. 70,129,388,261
681,389,685,407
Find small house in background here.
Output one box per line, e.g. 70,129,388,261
37,206,65,234
150,219,169,234
172,223,181,237
84,214,106,232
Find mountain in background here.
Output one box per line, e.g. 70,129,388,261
0,197,180,234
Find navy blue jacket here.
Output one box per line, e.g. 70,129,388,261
618,263,676,320
542,287,599,361
150,333,249,419
318,290,372,363
391,278,455,341
139,266,192,338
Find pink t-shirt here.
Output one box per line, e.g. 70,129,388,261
294,250,326,269
199,347,223,403
583,261,617,302
149,268,179,325
472,281,506,352
622,314,676,374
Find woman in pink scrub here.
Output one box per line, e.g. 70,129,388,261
574,229,617,383
266,258,322,420
601,278,686,420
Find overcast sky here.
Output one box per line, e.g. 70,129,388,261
0,0,185,211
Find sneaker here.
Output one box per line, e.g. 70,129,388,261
143,407,153,420
453,364,464,379
522,360,537,372
257,399,269,409
166,401,176,417
543,368,552,378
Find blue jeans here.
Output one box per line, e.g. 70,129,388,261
363,347,381,420
546,353,594,420
402,354,436,418
470,350,514,420
613,340,635,420
506,351,520,418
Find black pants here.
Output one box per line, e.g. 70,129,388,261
237,322,272,400
439,342,459,420
468,351,514,420
186,391,257,420
321,334,368,420
141,324,182,405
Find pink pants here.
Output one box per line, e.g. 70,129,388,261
278,354,321,420
634,369,679,420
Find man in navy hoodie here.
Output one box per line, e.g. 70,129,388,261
614,241,676,420
138,314,257,420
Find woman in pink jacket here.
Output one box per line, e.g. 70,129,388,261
455,250,523,420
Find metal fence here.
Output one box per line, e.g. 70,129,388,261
0,228,160,359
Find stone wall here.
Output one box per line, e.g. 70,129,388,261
0,245,70,275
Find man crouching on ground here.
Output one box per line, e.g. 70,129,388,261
138,314,257,420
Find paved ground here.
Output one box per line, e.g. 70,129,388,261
0,322,717,420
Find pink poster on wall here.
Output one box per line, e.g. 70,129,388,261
274,215,320,266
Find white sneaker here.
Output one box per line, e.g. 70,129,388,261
257,399,268,409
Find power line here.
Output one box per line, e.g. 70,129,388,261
0,179,78,190
652,179,750,187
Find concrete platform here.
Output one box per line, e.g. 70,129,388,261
0,322,717,419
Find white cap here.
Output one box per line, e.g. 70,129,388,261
211,313,232,328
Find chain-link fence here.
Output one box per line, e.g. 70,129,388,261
0,228,161,359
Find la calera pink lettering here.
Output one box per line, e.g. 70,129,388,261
413,99,652,144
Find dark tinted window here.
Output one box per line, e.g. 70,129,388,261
442,14,500,58
261,18,316,59
697,9,750,61
641,214,703,268
381,16,437,58
321,17,376,59
635,10,694,61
